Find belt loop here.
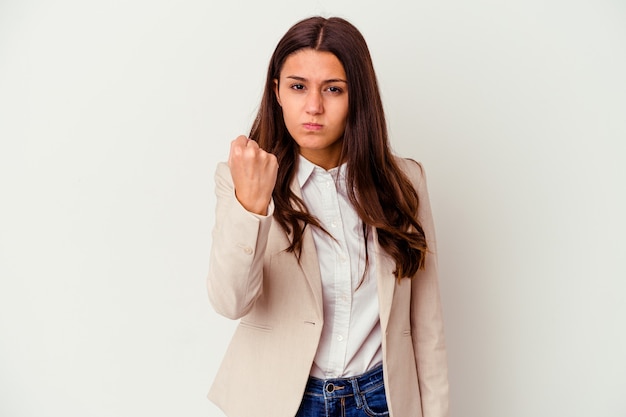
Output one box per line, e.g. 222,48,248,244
350,377,364,409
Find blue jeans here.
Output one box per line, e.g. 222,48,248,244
295,365,389,417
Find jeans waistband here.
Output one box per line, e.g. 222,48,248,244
304,365,385,398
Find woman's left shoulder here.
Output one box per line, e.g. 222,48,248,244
393,155,426,187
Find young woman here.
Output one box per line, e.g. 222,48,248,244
207,16,449,417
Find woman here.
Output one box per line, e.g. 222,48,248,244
207,16,449,417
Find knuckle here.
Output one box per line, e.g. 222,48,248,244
244,147,257,158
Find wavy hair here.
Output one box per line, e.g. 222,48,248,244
250,16,427,278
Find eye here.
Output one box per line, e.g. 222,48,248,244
290,84,305,91
327,86,343,94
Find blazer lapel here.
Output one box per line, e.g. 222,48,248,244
373,228,396,332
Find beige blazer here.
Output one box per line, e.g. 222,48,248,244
207,157,449,417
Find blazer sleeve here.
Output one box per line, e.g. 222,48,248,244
408,160,450,417
206,162,273,319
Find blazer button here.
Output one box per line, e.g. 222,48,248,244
243,247,253,255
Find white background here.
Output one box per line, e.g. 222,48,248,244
1,0,625,416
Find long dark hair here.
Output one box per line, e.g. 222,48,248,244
250,16,427,278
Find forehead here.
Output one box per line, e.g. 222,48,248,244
280,49,346,80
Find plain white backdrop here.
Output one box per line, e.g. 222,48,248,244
1,0,625,416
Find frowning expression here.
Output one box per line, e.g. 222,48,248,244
274,49,349,170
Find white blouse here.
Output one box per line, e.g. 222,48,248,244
297,155,383,379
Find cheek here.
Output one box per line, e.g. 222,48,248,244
279,105,299,135
279,99,298,120
334,100,349,123
336,106,349,128
282,108,298,127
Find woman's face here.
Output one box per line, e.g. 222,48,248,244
274,49,349,170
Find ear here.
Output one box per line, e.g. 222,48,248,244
273,78,281,106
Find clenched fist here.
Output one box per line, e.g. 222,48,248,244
228,135,278,215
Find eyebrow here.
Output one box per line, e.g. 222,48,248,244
286,75,348,84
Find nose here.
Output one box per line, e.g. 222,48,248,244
305,90,323,115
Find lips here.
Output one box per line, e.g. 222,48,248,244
303,123,323,131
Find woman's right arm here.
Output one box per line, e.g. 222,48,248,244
207,137,278,319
